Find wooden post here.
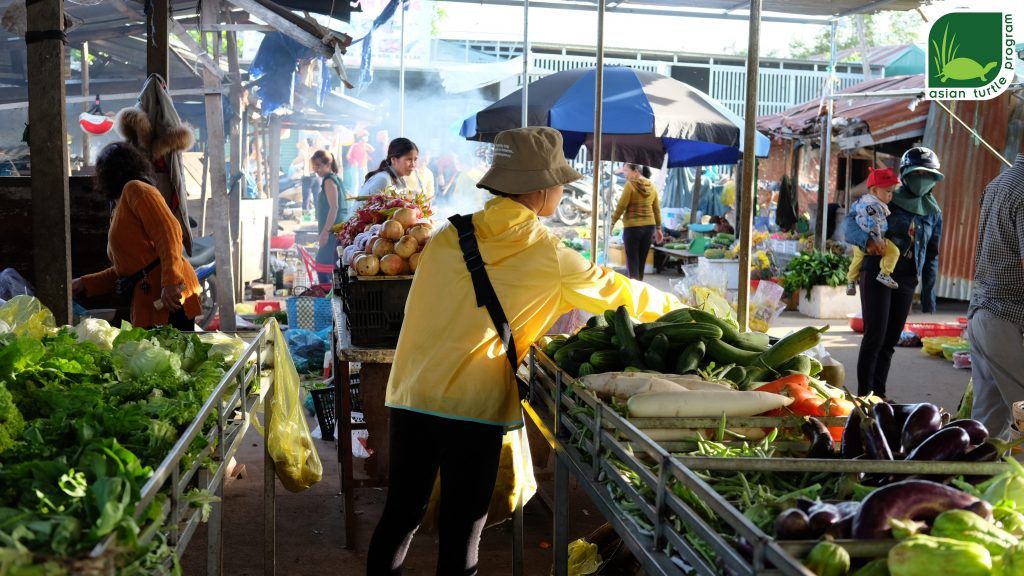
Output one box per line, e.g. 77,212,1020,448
26,0,72,324
268,115,282,239
147,0,169,83
202,29,237,331
689,166,703,224
735,0,762,331
80,42,90,167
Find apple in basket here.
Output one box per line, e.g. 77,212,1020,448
380,254,405,276
394,236,418,259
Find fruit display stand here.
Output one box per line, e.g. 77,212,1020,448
330,297,395,549
526,347,1014,574
90,324,281,575
526,347,813,576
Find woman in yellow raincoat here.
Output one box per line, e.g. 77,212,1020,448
366,127,682,575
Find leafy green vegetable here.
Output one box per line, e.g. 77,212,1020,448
782,249,852,298
0,315,240,572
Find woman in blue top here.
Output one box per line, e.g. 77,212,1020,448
843,147,944,398
312,150,347,283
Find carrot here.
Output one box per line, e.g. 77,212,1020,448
755,373,809,395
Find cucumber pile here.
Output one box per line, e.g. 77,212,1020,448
542,306,828,389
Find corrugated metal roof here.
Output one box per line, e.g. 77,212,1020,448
757,74,926,148
925,93,1024,301
811,44,917,66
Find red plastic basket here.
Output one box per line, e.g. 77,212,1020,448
904,322,964,339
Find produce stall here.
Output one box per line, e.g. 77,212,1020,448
0,296,299,575
526,304,1020,576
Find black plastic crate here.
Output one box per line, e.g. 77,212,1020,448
340,275,413,348
309,377,361,442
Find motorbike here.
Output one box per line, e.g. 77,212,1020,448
553,171,626,227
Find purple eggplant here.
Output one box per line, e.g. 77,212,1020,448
840,409,864,459
825,515,854,539
943,419,990,445
905,426,971,462
809,505,842,536
900,403,943,453
961,442,1000,462
802,417,835,458
794,497,817,513
861,413,894,460
774,508,812,539
892,403,922,428
872,403,901,454
851,479,990,539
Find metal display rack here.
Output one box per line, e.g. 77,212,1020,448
527,345,1013,575
526,347,813,576
90,324,281,576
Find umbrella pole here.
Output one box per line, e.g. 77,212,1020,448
603,142,617,266
736,0,762,331
816,18,838,251
690,166,703,224
521,0,530,128
590,0,606,264
400,0,407,136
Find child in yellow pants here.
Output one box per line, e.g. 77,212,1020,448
846,168,901,295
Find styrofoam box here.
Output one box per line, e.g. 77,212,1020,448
798,285,861,319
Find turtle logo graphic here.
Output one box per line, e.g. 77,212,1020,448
933,23,997,83
926,11,1016,101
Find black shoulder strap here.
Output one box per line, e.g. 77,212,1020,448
448,214,530,401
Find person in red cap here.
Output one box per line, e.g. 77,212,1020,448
846,167,901,295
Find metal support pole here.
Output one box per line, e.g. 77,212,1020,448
844,152,853,211
589,0,606,264
736,0,762,331
399,0,406,136
80,42,90,167
690,166,703,224
264,383,276,576
816,19,838,251
521,0,530,128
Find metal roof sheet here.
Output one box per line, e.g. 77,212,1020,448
757,74,927,147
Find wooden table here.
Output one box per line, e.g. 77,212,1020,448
653,246,699,274
331,298,395,549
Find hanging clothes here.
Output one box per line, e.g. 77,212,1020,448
699,182,727,218
776,174,799,232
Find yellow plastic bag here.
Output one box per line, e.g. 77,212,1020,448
0,295,55,339
692,287,738,327
564,539,601,576
421,425,537,532
253,319,322,492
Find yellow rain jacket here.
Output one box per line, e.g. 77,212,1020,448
385,197,681,428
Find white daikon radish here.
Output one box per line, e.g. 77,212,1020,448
578,372,686,400
627,390,793,418
657,374,734,391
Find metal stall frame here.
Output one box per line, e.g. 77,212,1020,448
90,324,280,576
528,345,1012,575
527,347,814,576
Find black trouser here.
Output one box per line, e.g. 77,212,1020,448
857,255,918,397
622,225,655,280
367,408,504,576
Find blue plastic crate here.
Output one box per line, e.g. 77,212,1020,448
286,296,333,332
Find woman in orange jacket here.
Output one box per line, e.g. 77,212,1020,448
72,142,201,330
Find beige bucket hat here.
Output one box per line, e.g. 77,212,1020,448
476,127,583,195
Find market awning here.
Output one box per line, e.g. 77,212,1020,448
757,74,927,150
